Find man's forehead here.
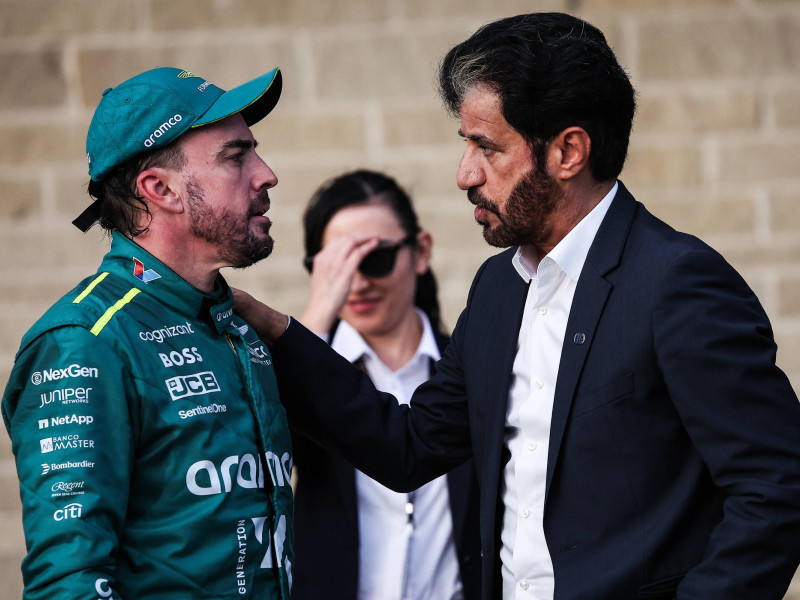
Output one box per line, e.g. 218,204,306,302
458,88,506,135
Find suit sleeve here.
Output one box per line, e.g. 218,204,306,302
652,248,800,599
3,326,134,600
272,305,475,494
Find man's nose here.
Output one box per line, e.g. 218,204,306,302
456,148,484,191
254,155,278,190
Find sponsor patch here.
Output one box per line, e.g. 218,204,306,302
53,502,83,521
51,480,85,498
39,387,92,408
40,434,95,453
165,371,221,401
31,365,98,386
42,459,95,475
133,257,161,283
139,322,195,343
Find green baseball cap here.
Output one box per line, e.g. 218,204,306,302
74,66,281,231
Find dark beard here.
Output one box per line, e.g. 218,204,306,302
186,179,273,268
467,166,559,248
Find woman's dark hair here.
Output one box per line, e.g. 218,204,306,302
438,12,636,181
86,141,185,237
304,169,444,335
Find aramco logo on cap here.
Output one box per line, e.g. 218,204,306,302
177,71,199,78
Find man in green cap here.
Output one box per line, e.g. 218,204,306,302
2,66,293,599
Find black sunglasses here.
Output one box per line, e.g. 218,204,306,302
303,234,417,279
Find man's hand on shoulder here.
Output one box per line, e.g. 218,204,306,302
232,288,290,345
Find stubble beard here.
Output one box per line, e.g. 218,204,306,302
186,178,274,268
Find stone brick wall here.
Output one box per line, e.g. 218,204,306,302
1,0,799,597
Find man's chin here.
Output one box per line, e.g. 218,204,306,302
226,237,274,269
480,225,515,249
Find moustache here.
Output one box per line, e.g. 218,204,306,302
467,187,499,215
250,189,271,215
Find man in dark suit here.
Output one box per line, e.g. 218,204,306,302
235,12,800,600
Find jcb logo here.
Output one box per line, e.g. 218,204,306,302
165,371,220,401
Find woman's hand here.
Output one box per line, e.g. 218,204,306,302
301,235,379,334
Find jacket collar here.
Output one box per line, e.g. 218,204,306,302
99,233,236,334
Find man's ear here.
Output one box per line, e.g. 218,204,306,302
136,168,184,214
546,126,591,181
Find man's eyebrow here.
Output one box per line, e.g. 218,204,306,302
457,129,494,146
216,139,258,159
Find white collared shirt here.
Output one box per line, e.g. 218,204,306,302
331,310,464,600
500,183,618,599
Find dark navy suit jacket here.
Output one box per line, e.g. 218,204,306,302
273,182,800,600
291,332,481,600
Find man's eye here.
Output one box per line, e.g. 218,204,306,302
230,153,245,164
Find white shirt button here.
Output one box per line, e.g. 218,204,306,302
527,440,537,451
538,305,548,315
521,508,530,519
535,378,544,389
520,579,529,590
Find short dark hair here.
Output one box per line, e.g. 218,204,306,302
438,12,636,181
304,169,444,335
86,141,186,236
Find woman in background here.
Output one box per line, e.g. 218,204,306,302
291,169,480,600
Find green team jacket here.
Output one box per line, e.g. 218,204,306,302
2,234,294,600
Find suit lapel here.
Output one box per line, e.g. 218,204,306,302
545,183,639,498
468,252,529,556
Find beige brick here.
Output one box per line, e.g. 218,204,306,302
619,144,704,187
639,16,800,80
0,275,83,309
769,191,800,234
0,428,12,457
0,179,40,220
647,198,755,238
0,471,21,518
720,238,800,271
0,524,24,600
0,0,137,37
149,0,388,29
0,304,54,356
0,125,84,165
256,162,367,235
401,0,567,19
778,277,800,317
53,171,95,221
0,226,107,271
0,364,10,395
313,31,464,101
775,89,800,128
77,42,297,110
0,49,66,110
636,90,760,133
390,156,461,198
384,107,459,147
774,330,800,377
580,0,734,6
719,139,800,183
252,112,365,153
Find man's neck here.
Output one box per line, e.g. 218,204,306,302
533,179,615,261
129,231,220,293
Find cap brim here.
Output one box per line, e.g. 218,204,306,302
194,67,282,128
